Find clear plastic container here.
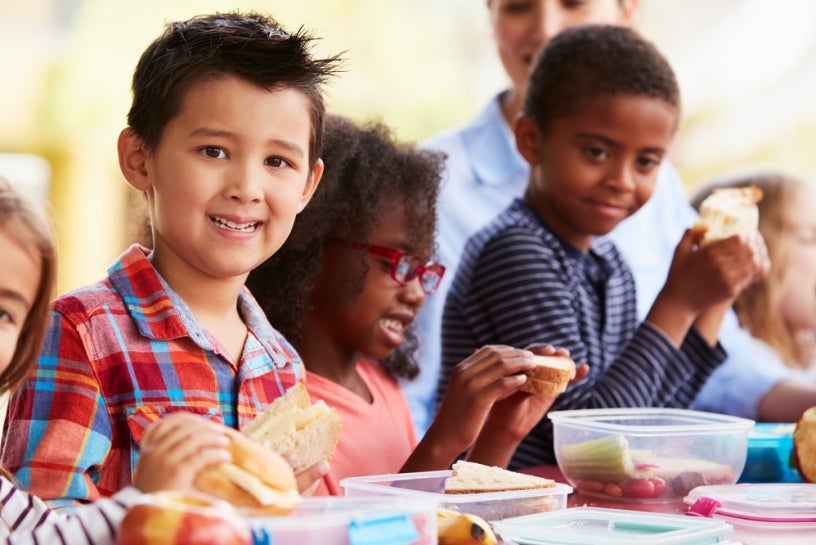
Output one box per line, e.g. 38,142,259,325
247,496,437,545
549,408,754,503
685,482,816,544
739,422,802,483
492,506,737,544
341,470,571,521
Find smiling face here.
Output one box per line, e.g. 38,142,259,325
488,0,637,102
119,75,322,288
0,229,41,375
517,93,676,250
309,204,428,361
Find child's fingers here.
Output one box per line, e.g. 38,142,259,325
295,460,329,496
142,412,215,448
142,421,231,464
571,363,590,383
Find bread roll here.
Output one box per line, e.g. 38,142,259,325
519,355,576,396
244,383,342,474
194,427,300,515
694,185,763,245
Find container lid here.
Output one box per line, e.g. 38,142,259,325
685,483,816,522
547,408,754,436
492,507,734,544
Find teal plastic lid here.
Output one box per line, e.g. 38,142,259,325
492,507,733,544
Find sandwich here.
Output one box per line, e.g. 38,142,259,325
193,427,300,515
693,185,763,245
444,460,559,519
243,383,342,474
519,355,576,396
444,460,556,494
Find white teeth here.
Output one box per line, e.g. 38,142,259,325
211,216,258,232
381,318,405,333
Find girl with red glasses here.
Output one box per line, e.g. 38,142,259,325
247,115,584,495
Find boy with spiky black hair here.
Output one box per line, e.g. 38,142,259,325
3,11,342,506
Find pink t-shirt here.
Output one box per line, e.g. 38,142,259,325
306,359,418,496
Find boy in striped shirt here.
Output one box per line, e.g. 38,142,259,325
438,25,769,468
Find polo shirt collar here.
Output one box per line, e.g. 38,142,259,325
463,92,528,187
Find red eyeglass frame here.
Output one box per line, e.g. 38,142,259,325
332,239,446,295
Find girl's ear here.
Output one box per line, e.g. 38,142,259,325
297,158,324,213
514,114,544,165
118,128,151,192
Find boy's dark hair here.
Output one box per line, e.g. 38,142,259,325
247,115,444,380
127,11,343,168
524,25,680,134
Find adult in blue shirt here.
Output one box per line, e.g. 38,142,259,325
405,0,816,437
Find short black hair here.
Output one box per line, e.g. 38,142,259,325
247,115,444,380
524,24,680,134
127,11,343,168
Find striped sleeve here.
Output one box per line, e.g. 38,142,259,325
1,479,139,544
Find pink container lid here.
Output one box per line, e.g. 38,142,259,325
685,483,816,523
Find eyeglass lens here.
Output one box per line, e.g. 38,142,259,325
395,255,441,294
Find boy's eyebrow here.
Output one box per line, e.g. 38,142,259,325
189,127,306,157
576,132,667,154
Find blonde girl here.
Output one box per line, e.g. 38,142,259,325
692,172,816,371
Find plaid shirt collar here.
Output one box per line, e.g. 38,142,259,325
108,244,289,369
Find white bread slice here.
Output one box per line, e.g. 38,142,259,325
694,186,763,245
244,383,342,474
519,355,576,396
444,460,556,494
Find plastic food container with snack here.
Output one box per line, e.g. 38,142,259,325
248,496,437,545
341,470,572,521
549,408,753,503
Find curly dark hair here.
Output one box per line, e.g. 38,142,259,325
247,115,444,380
524,24,680,135
127,11,343,168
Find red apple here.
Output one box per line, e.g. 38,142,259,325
793,406,816,482
117,490,251,545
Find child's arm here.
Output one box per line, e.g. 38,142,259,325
647,230,769,347
0,476,141,544
0,413,232,544
466,347,589,468
133,412,231,494
400,345,540,473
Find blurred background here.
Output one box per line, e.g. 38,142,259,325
2,0,816,293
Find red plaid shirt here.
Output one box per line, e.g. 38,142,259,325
1,245,302,506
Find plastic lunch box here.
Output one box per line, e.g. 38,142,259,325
341,470,572,521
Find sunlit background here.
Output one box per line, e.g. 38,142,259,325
2,0,816,293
